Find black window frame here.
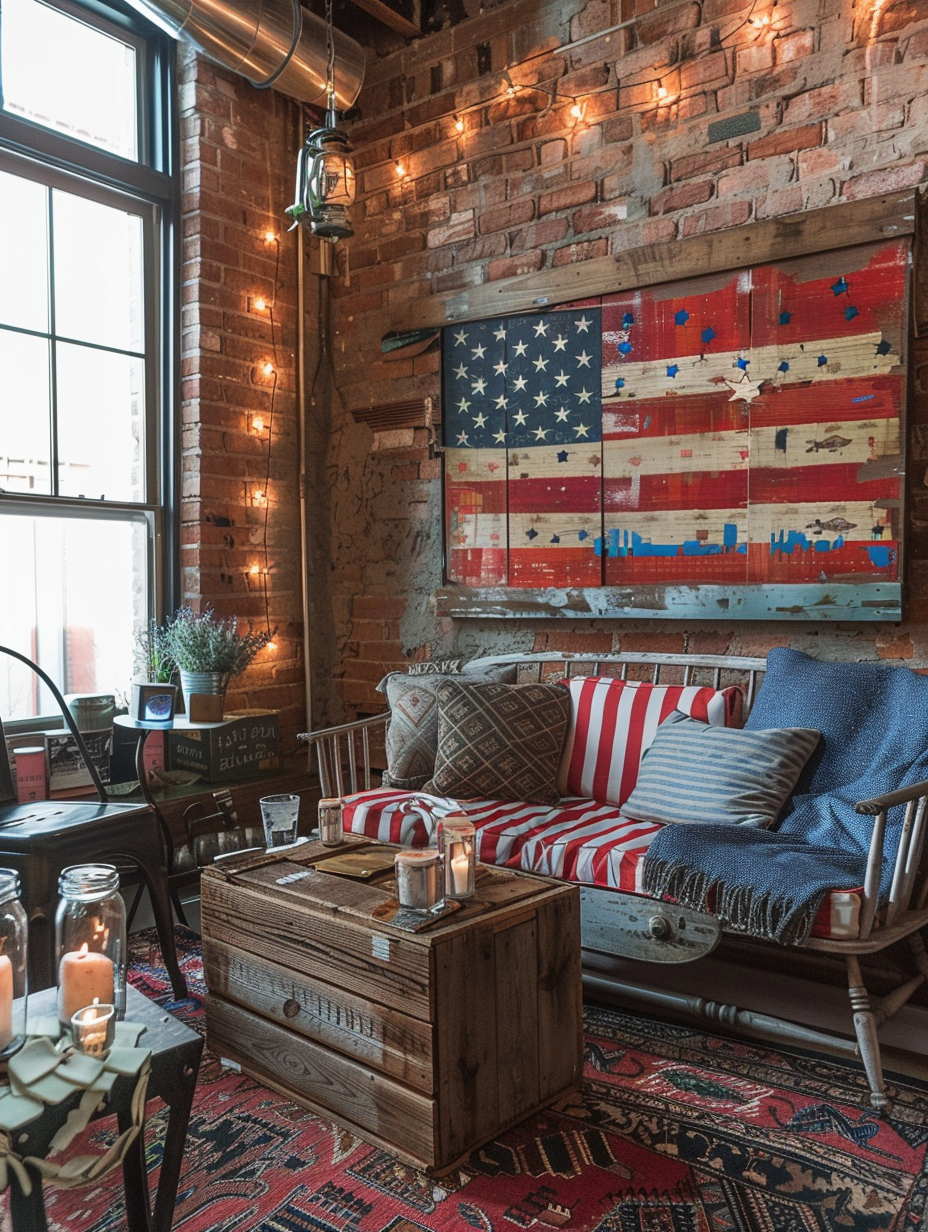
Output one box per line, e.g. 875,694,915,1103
0,0,179,719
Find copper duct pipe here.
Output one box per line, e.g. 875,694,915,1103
124,0,365,107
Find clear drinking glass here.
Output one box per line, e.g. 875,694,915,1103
260,794,301,847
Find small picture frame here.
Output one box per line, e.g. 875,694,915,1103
130,682,178,726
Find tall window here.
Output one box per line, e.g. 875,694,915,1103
0,0,176,719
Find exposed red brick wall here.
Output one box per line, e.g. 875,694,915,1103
322,0,928,720
178,50,307,746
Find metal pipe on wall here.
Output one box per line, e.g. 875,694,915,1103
123,0,365,106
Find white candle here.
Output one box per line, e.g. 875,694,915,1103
0,955,12,1049
58,943,115,1023
450,845,470,896
71,999,115,1055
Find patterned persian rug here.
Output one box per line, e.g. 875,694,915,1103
31,927,928,1232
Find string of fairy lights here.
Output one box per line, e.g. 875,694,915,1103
391,0,775,181
244,227,282,654
236,0,786,650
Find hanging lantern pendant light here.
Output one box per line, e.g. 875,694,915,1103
286,0,356,240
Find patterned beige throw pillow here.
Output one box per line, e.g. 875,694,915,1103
423,679,571,805
378,666,514,790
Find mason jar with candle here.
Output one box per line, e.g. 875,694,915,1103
0,869,27,1058
55,864,126,1027
442,818,476,900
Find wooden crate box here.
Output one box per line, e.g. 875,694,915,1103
200,838,582,1173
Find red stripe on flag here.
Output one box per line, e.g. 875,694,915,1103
602,274,749,363
604,395,747,440
509,475,601,513
448,548,508,586
750,376,902,428
509,548,600,587
605,469,747,512
605,553,748,586
750,464,900,505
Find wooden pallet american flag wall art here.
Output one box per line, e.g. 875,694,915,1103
440,238,907,621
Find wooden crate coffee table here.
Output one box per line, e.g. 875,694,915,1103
200,836,582,1173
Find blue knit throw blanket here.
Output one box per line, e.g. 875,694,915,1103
641,648,928,945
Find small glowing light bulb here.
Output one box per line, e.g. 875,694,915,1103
570,102,583,119
262,361,274,377
254,296,267,312
657,85,668,99
252,415,265,433
265,639,277,652
395,160,406,177
264,230,277,244
250,564,260,575
254,488,265,503
454,115,464,132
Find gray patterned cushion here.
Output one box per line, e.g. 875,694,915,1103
422,679,571,805
378,665,514,790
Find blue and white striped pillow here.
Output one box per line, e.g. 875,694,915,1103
621,711,821,829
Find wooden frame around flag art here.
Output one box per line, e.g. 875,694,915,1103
439,235,909,621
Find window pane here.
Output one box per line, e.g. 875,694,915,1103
53,189,144,351
1,0,138,160
0,512,148,720
0,170,48,332
56,343,145,502
0,330,51,494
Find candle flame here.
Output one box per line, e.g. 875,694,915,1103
79,943,89,956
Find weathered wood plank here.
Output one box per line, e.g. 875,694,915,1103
535,889,583,1104
433,581,903,621
200,877,433,1018
434,923,499,1163
494,918,541,1126
202,938,435,1092
207,995,439,1167
393,191,918,330
579,887,721,963
346,0,420,37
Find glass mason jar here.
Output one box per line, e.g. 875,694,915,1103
442,817,476,900
55,864,127,1027
0,869,27,1058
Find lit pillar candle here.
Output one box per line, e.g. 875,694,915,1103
450,845,470,896
0,955,12,1050
58,943,115,1023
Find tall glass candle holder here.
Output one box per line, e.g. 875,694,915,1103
442,818,476,900
55,864,126,1028
0,869,27,1058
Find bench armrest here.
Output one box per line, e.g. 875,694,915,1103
853,779,928,937
297,711,390,798
855,778,928,815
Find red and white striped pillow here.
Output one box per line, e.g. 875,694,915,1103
557,675,743,807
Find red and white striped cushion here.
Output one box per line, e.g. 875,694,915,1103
557,676,743,807
340,789,860,939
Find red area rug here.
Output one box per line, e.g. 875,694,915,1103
29,928,928,1231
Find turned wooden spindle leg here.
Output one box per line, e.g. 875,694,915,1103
846,955,890,1114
